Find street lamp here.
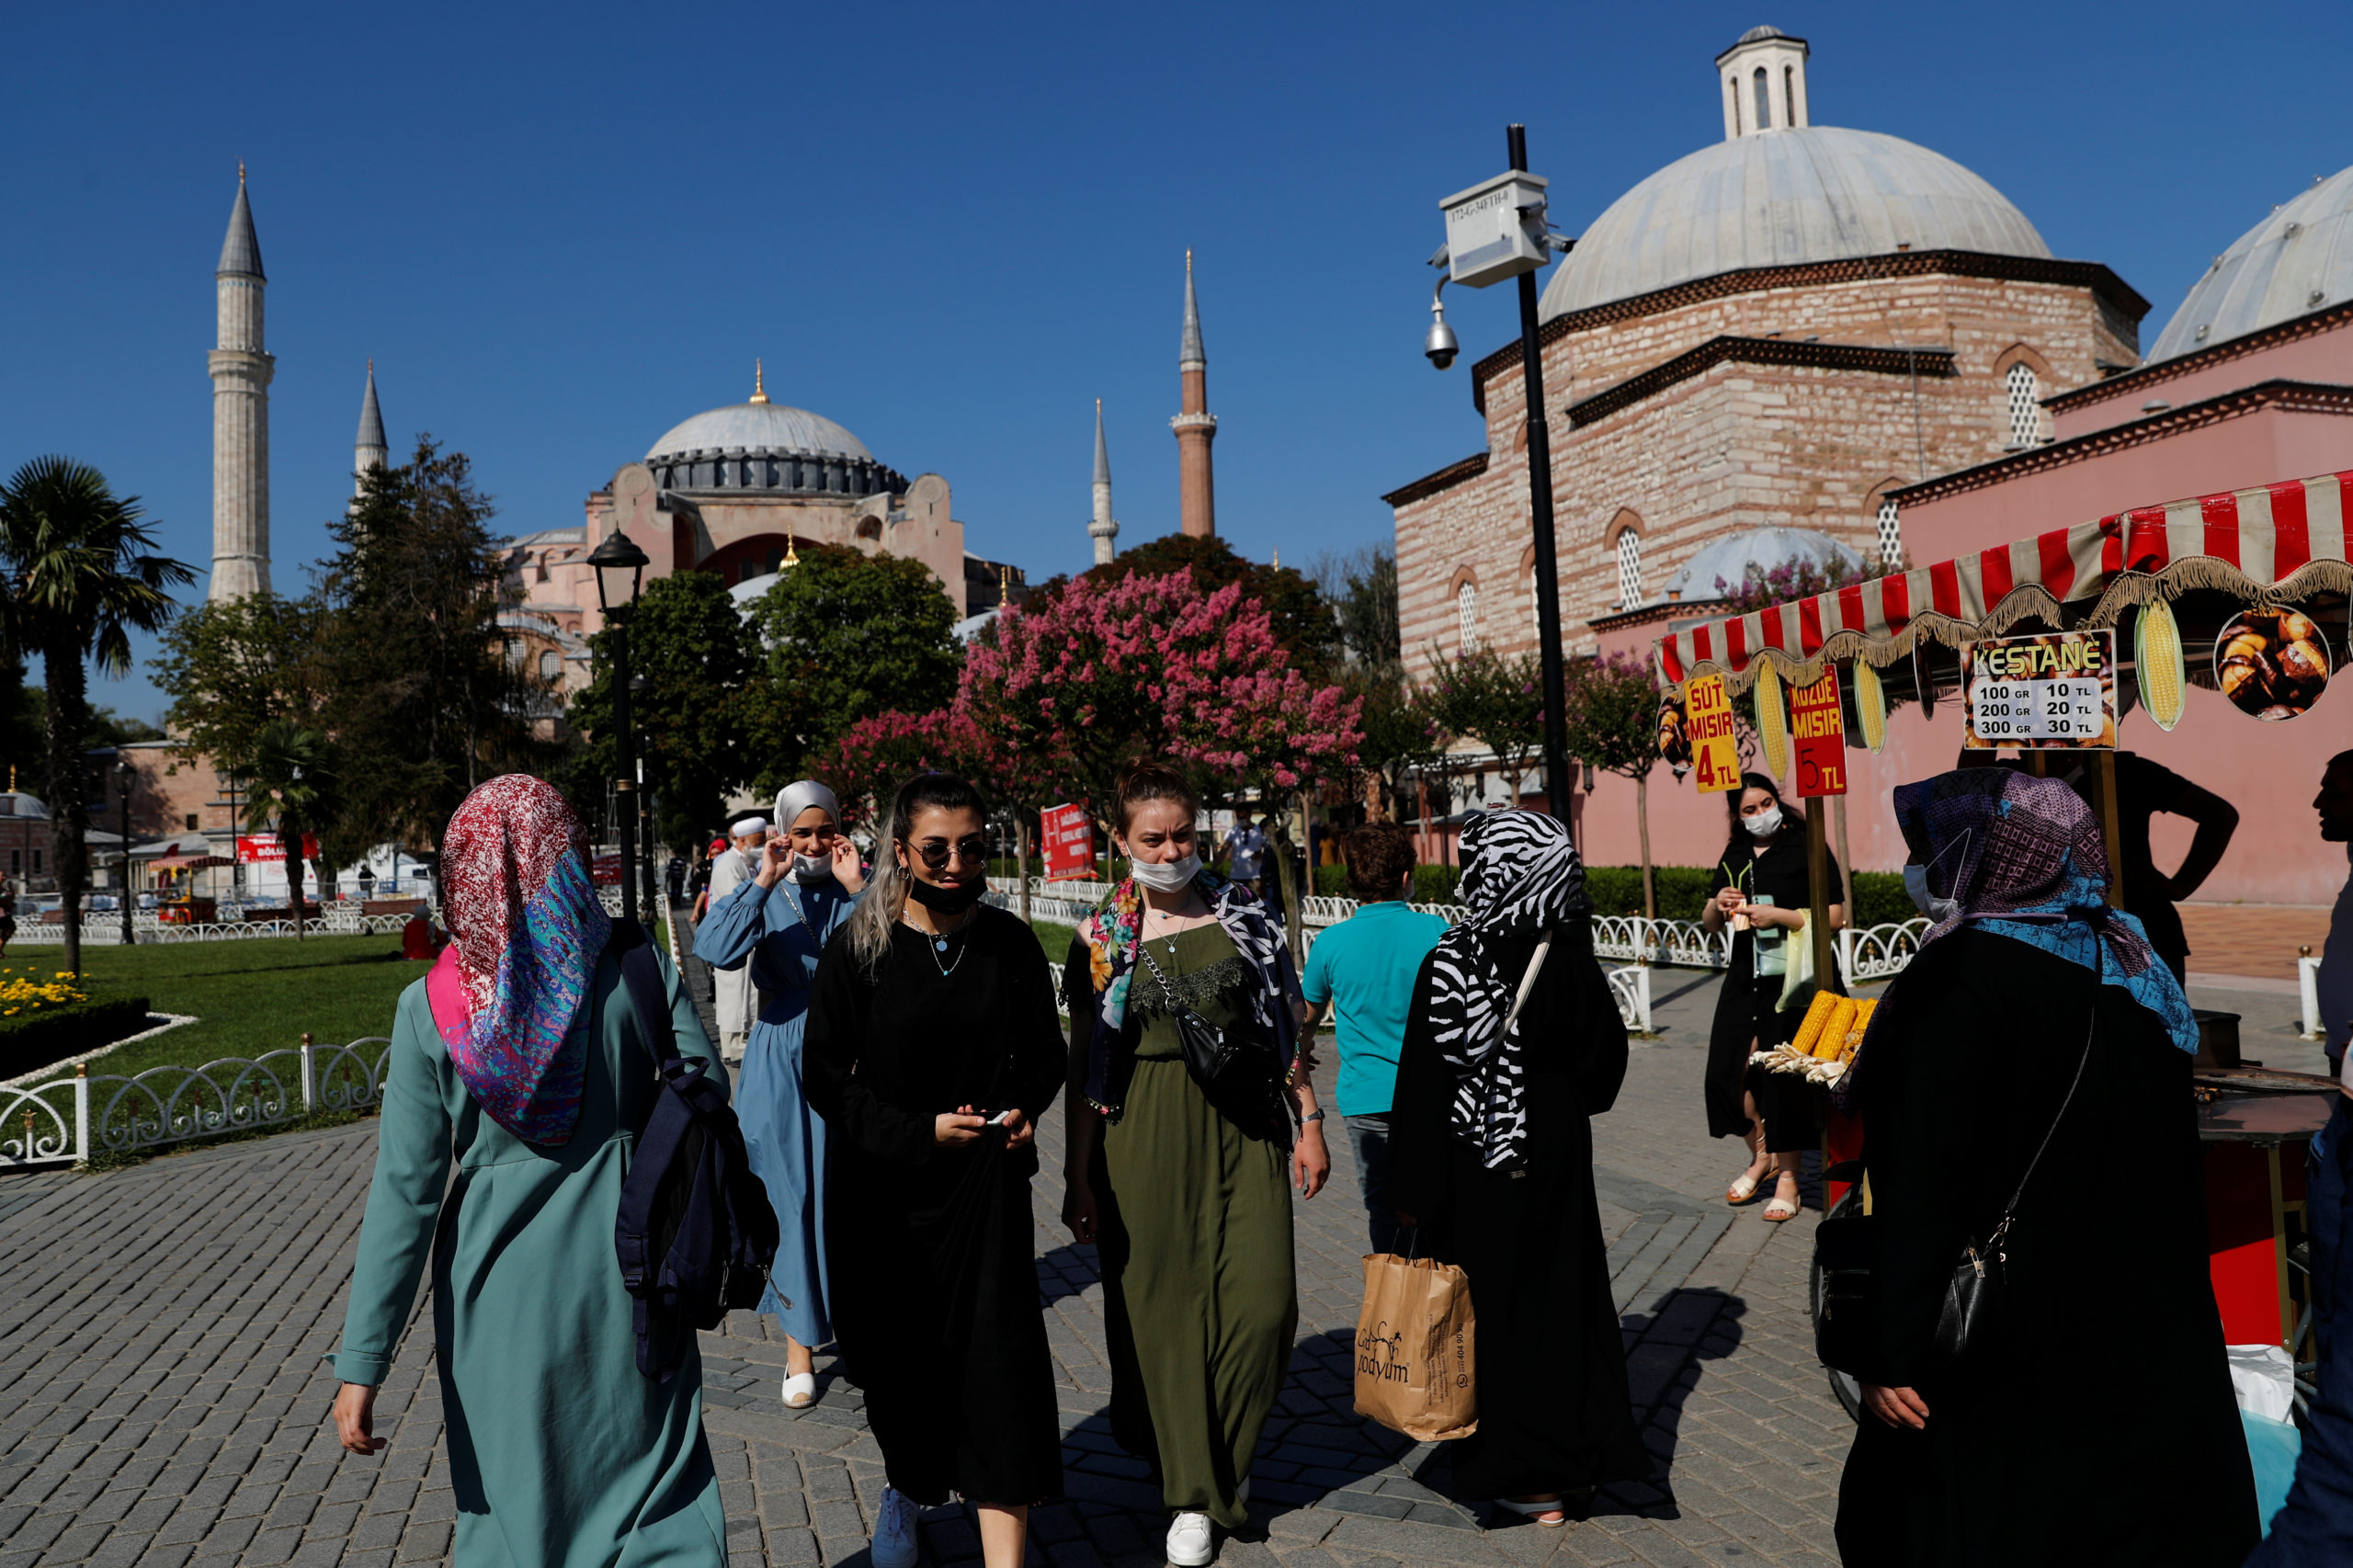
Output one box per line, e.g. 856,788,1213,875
114,758,135,947
1427,122,1575,821
588,529,652,930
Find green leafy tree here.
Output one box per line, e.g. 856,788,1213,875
1313,543,1402,670
1560,653,1664,919
240,720,332,939
567,571,764,846
0,657,40,793
1424,644,1546,805
317,438,549,858
1347,665,1447,821
154,593,326,765
0,457,196,971
745,544,961,797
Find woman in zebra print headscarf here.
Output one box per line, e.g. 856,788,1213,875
1388,810,1650,1523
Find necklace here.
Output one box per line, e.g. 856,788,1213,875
923,925,969,978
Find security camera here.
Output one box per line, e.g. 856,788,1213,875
1425,277,1459,370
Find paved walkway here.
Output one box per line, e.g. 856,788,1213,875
1,957,1858,1568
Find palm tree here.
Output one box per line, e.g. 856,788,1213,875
0,459,196,971
242,721,331,940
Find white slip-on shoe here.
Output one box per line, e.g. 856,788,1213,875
1166,1510,1214,1567
871,1486,919,1568
781,1372,816,1410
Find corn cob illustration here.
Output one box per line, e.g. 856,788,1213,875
1853,659,1888,753
1755,664,1789,778
2136,597,2187,731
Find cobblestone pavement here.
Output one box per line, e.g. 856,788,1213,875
0,948,1862,1567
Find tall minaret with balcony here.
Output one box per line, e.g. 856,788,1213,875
1088,399,1120,564
1172,251,1218,537
209,165,273,600
354,360,388,499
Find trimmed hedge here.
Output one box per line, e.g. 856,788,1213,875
0,995,155,1081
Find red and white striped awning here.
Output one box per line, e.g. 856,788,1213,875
1654,470,2353,692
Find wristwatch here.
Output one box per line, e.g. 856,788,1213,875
1302,1110,1325,1124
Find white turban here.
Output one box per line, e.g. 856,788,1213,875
727,816,770,840
774,780,841,830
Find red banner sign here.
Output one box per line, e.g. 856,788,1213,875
1040,804,1094,880
1790,671,1847,798
236,834,321,864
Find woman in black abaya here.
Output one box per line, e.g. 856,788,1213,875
803,772,1064,1568
1388,810,1650,1527
1834,768,2255,1568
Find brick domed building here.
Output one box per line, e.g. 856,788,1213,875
1387,26,2149,734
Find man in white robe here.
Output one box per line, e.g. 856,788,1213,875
707,813,768,1063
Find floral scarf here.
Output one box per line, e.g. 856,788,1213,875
430,774,612,1144
1077,868,1299,1117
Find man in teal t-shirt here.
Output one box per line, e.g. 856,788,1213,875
1301,823,1451,1256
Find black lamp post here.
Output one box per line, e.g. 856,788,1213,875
115,759,135,947
587,529,651,930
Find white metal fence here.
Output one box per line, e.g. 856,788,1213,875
0,1035,392,1169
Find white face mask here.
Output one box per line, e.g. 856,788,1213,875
1130,852,1202,892
790,853,832,881
1903,863,1961,924
1742,805,1784,839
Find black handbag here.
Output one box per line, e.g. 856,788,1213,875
1135,937,1290,1144
1814,1006,2095,1378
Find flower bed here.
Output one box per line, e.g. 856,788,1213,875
0,972,157,1081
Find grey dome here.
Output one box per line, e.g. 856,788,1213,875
1663,527,1861,602
2149,165,2353,362
646,402,873,464
643,400,905,499
1541,126,2050,319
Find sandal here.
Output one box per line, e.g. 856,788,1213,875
1494,1496,1567,1527
1726,1153,1772,1205
1762,1172,1801,1222
782,1372,818,1410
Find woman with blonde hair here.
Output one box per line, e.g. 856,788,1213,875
803,771,1063,1568
332,773,725,1565
1062,761,1329,1568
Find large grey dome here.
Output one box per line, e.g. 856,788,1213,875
642,399,905,498
1663,527,1861,602
646,402,873,464
1540,126,2051,320
2149,165,2353,362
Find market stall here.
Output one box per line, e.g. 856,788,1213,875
1652,469,2351,1395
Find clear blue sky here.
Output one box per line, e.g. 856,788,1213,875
5,0,2346,721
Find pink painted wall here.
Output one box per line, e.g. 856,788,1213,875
2054,317,2353,438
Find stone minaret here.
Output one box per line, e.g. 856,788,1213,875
209,165,272,600
1088,399,1120,564
1171,251,1218,538
354,360,388,498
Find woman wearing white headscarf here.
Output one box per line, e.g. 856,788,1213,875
693,779,864,1408
1387,809,1650,1526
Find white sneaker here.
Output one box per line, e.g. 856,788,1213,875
1166,1511,1214,1567
872,1486,919,1568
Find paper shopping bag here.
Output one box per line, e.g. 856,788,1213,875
1353,1251,1477,1441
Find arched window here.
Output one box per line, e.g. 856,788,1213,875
1616,530,1644,606
2005,361,2040,449
1528,571,1540,636
1753,67,1772,131
1784,65,1797,126
1456,582,1481,651
1876,498,1904,572
1728,77,1742,135
539,650,562,681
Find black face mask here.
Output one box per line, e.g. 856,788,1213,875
905,875,984,914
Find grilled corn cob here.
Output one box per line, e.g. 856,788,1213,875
1754,665,1789,778
1813,997,1860,1061
2136,597,2187,731
1833,997,1878,1062
1788,988,1842,1057
1853,659,1888,753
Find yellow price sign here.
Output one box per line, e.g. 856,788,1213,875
1687,674,1740,793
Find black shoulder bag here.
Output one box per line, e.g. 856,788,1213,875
1134,936,1290,1146
1816,1006,2095,1378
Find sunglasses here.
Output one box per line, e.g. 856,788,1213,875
912,835,988,870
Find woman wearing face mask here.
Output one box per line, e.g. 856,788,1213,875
1699,773,1844,1222
1061,761,1328,1568
802,772,1064,1568
692,780,865,1410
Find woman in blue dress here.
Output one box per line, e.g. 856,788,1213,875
693,779,864,1408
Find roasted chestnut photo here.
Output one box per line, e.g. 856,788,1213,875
2213,607,2332,720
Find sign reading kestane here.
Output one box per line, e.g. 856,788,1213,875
1963,630,2118,749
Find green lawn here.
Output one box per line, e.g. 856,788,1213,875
17,933,427,1085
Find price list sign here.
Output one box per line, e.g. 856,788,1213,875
1040,803,1096,879
1686,674,1741,793
1790,669,1847,798
1963,630,2118,749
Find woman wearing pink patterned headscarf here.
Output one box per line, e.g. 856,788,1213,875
331,775,727,1567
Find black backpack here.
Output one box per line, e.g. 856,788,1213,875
608,922,781,1381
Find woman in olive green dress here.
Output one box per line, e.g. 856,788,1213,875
331,775,725,1567
1062,762,1331,1568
